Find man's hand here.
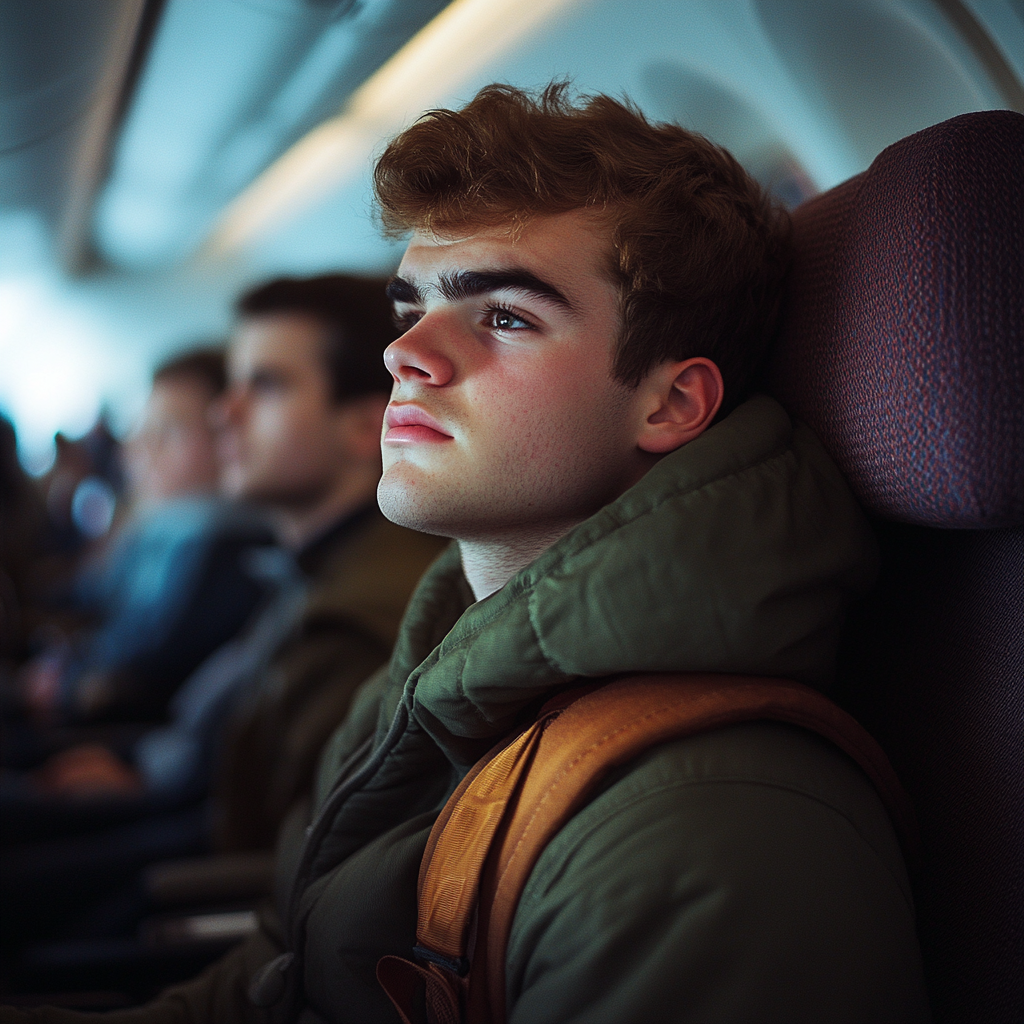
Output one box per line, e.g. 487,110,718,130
34,744,144,796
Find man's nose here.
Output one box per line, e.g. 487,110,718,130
384,317,455,387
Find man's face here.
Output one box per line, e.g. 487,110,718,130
378,210,652,541
217,313,355,508
124,377,219,508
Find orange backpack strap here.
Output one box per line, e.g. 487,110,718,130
377,673,918,1024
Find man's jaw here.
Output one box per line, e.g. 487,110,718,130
383,403,455,445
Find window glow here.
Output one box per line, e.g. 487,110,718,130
0,276,113,473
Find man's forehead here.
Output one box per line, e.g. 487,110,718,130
231,313,325,363
396,211,615,301
141,379,206,427
235,310,325,338
398,226,524,278
406,221,513,247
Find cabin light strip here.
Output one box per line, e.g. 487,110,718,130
206,0,581,256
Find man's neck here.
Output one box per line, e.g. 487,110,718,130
272,465,379,551
459,521,582,602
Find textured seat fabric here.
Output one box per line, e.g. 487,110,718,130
771,110,1024,528
834,523,1023,1024
769,111,1024,1023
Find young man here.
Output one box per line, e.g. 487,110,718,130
2,88,928,1022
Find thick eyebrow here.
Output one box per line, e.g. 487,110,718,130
385,276,421,305
439,269,577,315
386,269,577,315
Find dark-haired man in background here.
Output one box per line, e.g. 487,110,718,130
208,274,446,851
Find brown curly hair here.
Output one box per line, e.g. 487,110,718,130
374,82,791,414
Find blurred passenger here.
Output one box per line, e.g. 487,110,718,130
36,417,121,562
0,276,445,955
123,349,222,509
15,350,273,731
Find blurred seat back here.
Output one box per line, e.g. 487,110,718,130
769,110,1024,1024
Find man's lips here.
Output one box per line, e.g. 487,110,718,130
383,404,454,444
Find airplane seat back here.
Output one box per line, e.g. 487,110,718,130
768,110,1024,1024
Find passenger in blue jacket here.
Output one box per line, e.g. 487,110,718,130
16,350,274,733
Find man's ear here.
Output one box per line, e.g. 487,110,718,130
636,357,724,455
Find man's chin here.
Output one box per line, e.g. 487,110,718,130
377,473,455,538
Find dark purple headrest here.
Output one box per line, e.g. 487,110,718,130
769,111,1024,529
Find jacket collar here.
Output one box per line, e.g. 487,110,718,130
388,396,878,765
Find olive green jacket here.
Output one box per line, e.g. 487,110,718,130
5,396,930,1023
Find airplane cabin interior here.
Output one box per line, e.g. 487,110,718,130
1,1,1021,1020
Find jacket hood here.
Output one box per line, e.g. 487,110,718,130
391,395,878,764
